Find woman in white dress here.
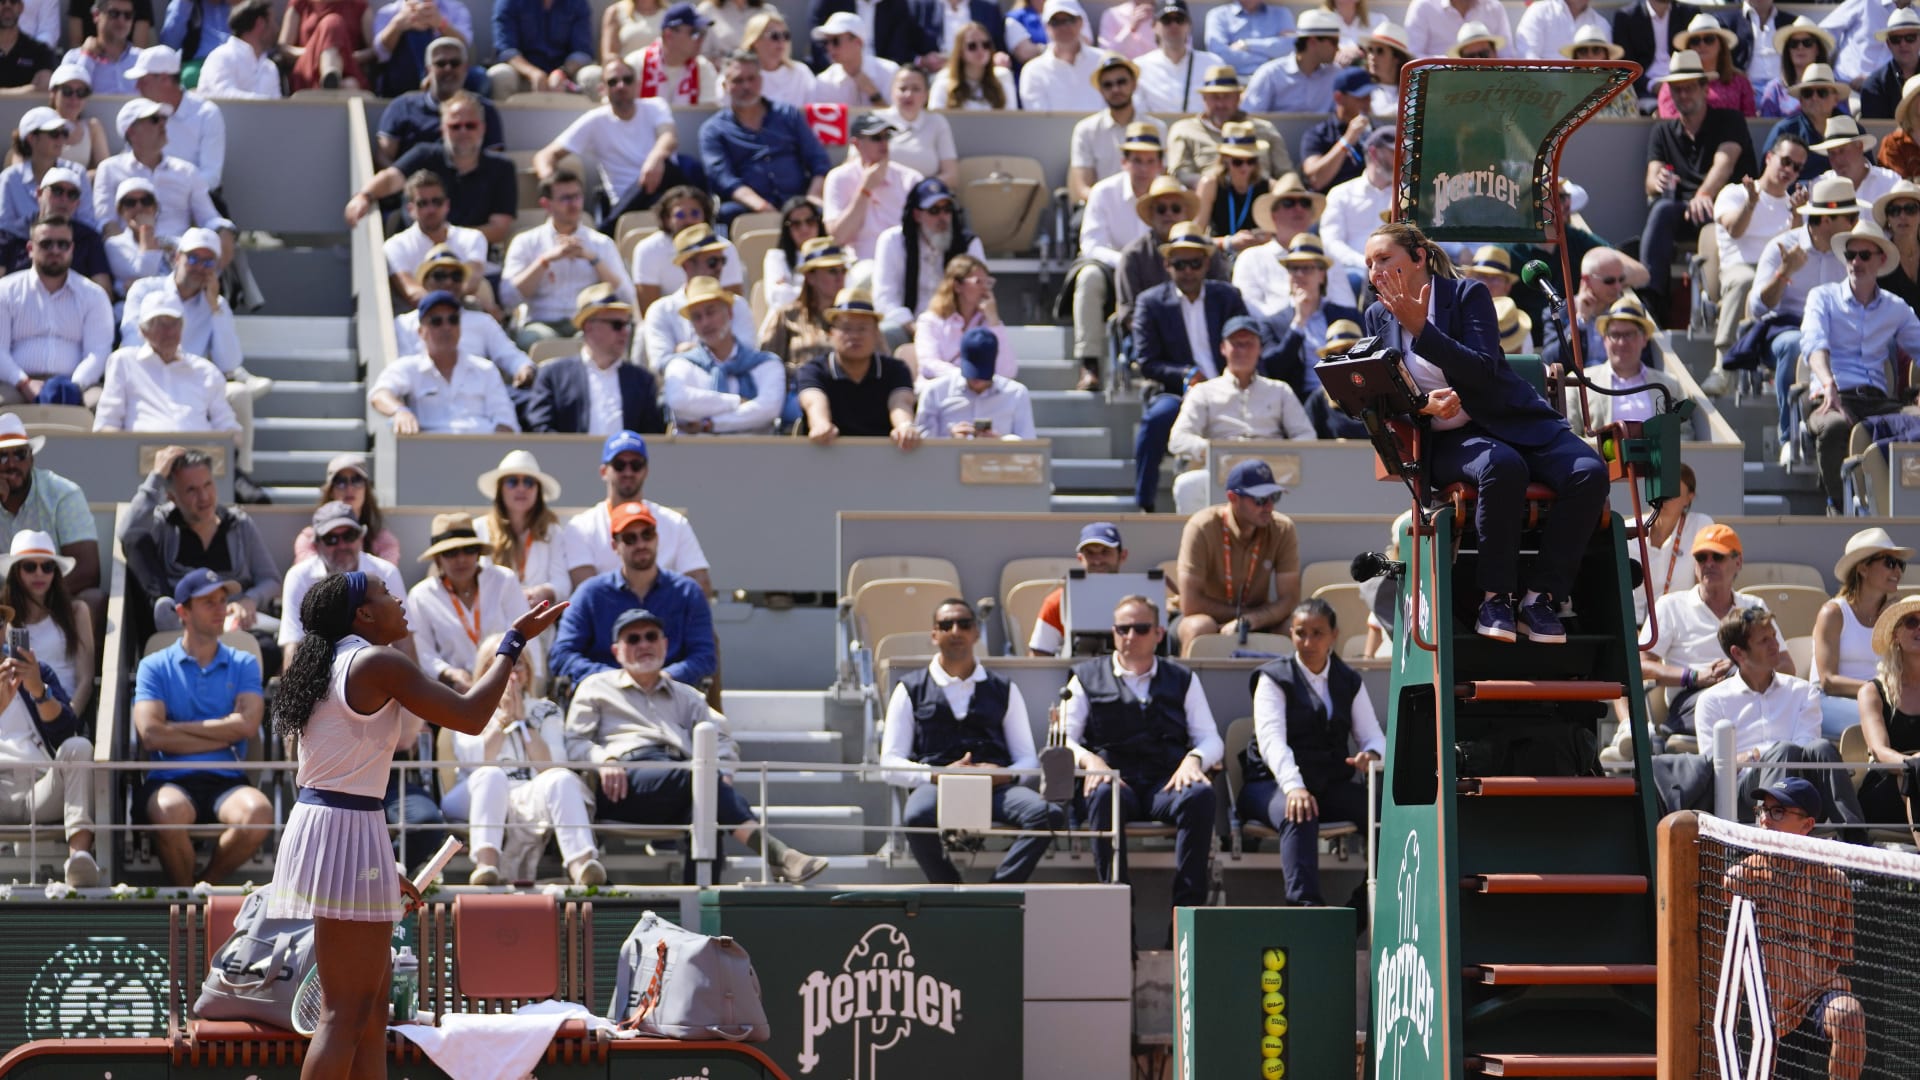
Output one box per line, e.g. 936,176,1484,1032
743,10,814,107
407,513,538,686
46,65,108,170
929,21,1015,111
475,450,584,610
0,530,93,716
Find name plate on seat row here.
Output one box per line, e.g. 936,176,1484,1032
959,451,1045,485
1902,454,1920,489
1214,452,1301,487
139,442,229,476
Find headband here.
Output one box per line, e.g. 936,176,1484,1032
343,570,367,612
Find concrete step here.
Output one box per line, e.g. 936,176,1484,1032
235,315,351,355
243,351,359,383
1004,325,1069,362
1052,457,1136,492
1036,426,1110,458
249,449,344,486
1050,493,1141,513
758,804,869,856
1018,360,1081,393
721,690,839,733
1743,494,1790,514
261,485,321,505
255,379,367,419
734,729,845,765
1029,390,1144,433
729,771,893,819
251,417,366,453
1743,460,1822,494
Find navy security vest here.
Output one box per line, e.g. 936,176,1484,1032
900,667,1014,768
1244,655,1362,792
1073,657,1195,786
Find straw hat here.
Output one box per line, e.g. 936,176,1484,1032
1275,233,1332,269
1874,179,1920,229
1319,319,1363,358
1196,64,1244,95
1087,52,1138,91
1835,526,1915,583
795,236,851,273
1594,296,1658,338
1493,296,1530,353
1830,219,1900,274
1897,72,1920,132
1875,6,1920,43
670,223,729,266
1119,121,1165,154
1792,62,1845,99
1811,114,1876,155
825,286,883,325
1772,16,1835,58
477,449,562,502
417,512,487,562
415,244,469,283
0,529,74,577
1871,594,1920,656
1360,21,1411,58
677,275,733,317
1560,25,1624,60
1672,13,1737,54
1216,120,1267,160
572,282,634,329
1449,20,1505,57
1250,173,1324,232
1796,174,1861,216
1134,174,1200,226
1157,221,1213,258
1463,245,1518,284
1653,49,1718,84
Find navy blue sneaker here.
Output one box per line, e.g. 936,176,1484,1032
1475,597,1516,643
1518,595,1567,644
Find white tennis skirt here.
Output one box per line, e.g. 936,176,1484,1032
265,795,403,923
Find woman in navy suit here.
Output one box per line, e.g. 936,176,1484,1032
1361,222,1609,645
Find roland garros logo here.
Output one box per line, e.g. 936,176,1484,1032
797,923,963,1079
1377,832,1436,1079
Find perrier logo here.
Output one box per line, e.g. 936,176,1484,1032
797,923,963,1080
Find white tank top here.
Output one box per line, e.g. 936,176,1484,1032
295,635,404,800
24,616,73,704
1832,600,1880,683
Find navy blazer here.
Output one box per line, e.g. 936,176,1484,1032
1716,4,1789,74
1361,276,1568,449
1613,1,1701,95
1132,280,1249,396
809,0,936,68
526,358,667,435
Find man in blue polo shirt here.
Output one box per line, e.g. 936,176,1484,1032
132,568,270,885
551,501,714,685
699,51,831,226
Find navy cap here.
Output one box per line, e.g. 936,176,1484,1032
1155,0,1189,18
1226,459,1287,498
612,607,665,636
173,567,240,606
959,327,998,380
911,177,957,210
1758,777,1823,818
601,429,648,464
1333,68,1374,96
1223,315,1264,341
1077,521,1123,549
417,289,461,315
850,113,899,139
660,2,704,30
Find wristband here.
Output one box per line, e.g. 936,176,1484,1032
1681,667,1695,690
497,630,527,662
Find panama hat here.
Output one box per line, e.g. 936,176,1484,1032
1792,62,1845,99
477,448,562,502
1448,20,1505,57
1672,13,1736,54
1318,319,1362,358
1796,174,1860,216
1830,219,1900,274
418,512,487,562
1157,221,1213,258
1196,64,1243,95
670,223,729,267
573,281,635,329
1874,179,1920,229
1251,173,1325,232
1560,25,1624,60
1463,245,1518,284
825,286,883,325
1275,233,1333,268
1360,21,1411,58
1216,120,1267,160
1871,594,1920,656
1836,526,1915,583
1653,49,1717,84
1493,296,1531,352
1773,15,1835,57
1875,6,1920,43
0,530,74,577
677,275,734,317
1811,114,1876,155
1088,52,1138,90
795,237,852,272
1135,174,1201,226
416,244,469,283
1295,10,1342,37
1897,72,1920,132
1594,296,1658,338
1119,121,1165,154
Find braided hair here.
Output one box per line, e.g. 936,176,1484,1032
274,573,364,736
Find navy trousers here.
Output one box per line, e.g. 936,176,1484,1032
1086,778,1214,908
600,761,761,881
1240,779,1370,905
1134,392,1184,511
384,770,446,873
902,782,1062,884
1429,423,1608,598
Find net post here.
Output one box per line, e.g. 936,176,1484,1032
1712,720,1738,821
1656,810,1703,1079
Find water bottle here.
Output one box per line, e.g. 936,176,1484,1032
390,946,419,1022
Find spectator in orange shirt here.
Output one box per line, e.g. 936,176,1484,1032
1027,521,1127,657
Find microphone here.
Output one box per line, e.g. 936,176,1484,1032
1351,551,1404,583
1519,260,1564,308
1039,687,1075,802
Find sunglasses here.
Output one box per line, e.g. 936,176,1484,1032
622,629,664,645
14,560,55,574
1169,257,1204,271
1153,202,1189,216
609,457,646,472
1099,77,1133,91
33,238,69,251
764,29,790,41
1364,44,1396,55
595,317,632,332
1113,622,1156,637
1900,615,1920,631
1686,35,1718,47
786,214,820,229
331,473,367,488
1159,12,1188,22
30,126,67,139
43,186,78,200
1227,157,1258,167
606,74,636,86
1242,493,1278,508
614,528,657,545
1874,554,1909,571
1275,196,1314,210
1591,274,1625,286
1774,156,1806,173
1786,36,1817,48
1753,802,1804,821
1693,551,1731,563
1892,32,1920,44
411,195,448,209
824,33,855,45
430,57,463,69
964,39,990,51
56,85,89,98
444,120,481,132
1801,87,1834,99
1844,247,1881,263
935,617,976,631
0,448,28,464
317,531,359,547
501,475,540,490
185,253,217,269
119,193,156,208
921,204,955,216
1889,202,1920,218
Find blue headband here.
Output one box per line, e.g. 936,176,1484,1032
342,570,367,612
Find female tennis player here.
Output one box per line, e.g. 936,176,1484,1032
267,570,566,1079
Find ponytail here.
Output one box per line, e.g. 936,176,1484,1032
1369,220,1459,280
273,574,360,736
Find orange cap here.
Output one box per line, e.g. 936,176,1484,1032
1691,523,1742,557
609,501,656,536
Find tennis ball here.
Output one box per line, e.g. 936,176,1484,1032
1261,1058,1285,1079
1262,948,1286,971
1265,1013,1288,1038
1262,1034,1283,1058
1260,969,1283,993
1262,991,1285,1015
1599,436,1617,462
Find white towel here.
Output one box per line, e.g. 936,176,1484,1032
391,1001,613,1080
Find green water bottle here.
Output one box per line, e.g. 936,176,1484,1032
390,946,419,1022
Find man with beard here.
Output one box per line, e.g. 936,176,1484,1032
551,501,714,684
0,215,112,405
874,177,984,349
0,413,100,622
564,430,711,593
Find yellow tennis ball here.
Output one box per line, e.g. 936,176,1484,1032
1262,991,1285,1015
1261,1034,1283,1058
1262,948,1286,971
1261,1058,1285,1079
1260,969,1283,993
1265,1013,1288,1038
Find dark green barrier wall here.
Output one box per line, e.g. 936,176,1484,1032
1174,907,1358,1080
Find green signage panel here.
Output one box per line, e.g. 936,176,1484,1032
1173,906,1356,1080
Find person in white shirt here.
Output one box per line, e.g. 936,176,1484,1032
1814,115,1899,206
526,284,665,435
822,113,922,264
128,45,224,191
1404,0,1512,58
927,19,1016,109
1690,606,1861,824
0,215,114,405
276,499,406,669
1513,0,1610,60
878,598,1058,884
1644,524,1795,740
474,449,586,613
393,247,533,388
534,57,685,232
564,428,712,589
408,512,539,683
1017,0,1112,113
1566,297,1688,433
1066,55,1160,206
1067,126,1167,390
93,98,234,265
742,10,815,107
915,326,1035,439
1359,21,1410,116
632,1,718,106
195,0,281,99
628,187,744,314
1710,136,1808,373
104,177,169,301
662,276,785,433
1134,0,1225,114
812,10,899,106
879,66,957,186
369,291,520,434
874,175,986,344
1320,127,1394,294
60,0,141,95
384,170,493,314
0,581,99,887
1233,176,1359,316
501,169,632,347
1166,315,1311,513
1242,8,1342,113
94,291,239,447
640,224,756,368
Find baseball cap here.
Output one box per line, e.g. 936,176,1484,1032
1155,0,1189,19
1222,315,1263,340
1041,0,1086,23
1333,68,1374,97
115,97,172,138
609,501,657,536
959,327,998,381
417,289,461,315
911,177,957,210
850,113,899,139
1364,126,1396,153
180,227,221,255
1226,459,1287,499
311,500,365,538
1691,523,1742,557
325,452,369,481
128,44,182,78
1077,522,1123,550
137,291,186,326
15,107,64,138
38,166,81,193
612,607,665,636
114,176,156,205
172,567,240,607
48,63,88,88
660,2,705,30
812,10,863,39
1757,777,1822,818
601,429,648,464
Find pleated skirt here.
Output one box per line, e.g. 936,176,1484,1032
264,801,403,923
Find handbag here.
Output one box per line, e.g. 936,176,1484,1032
192,887,318,1030
609,911,770,1042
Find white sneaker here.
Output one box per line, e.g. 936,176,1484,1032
468,864,501,886
1778,441,1793,468
63,850,99,888
570,858,607,886
775,849,829,884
